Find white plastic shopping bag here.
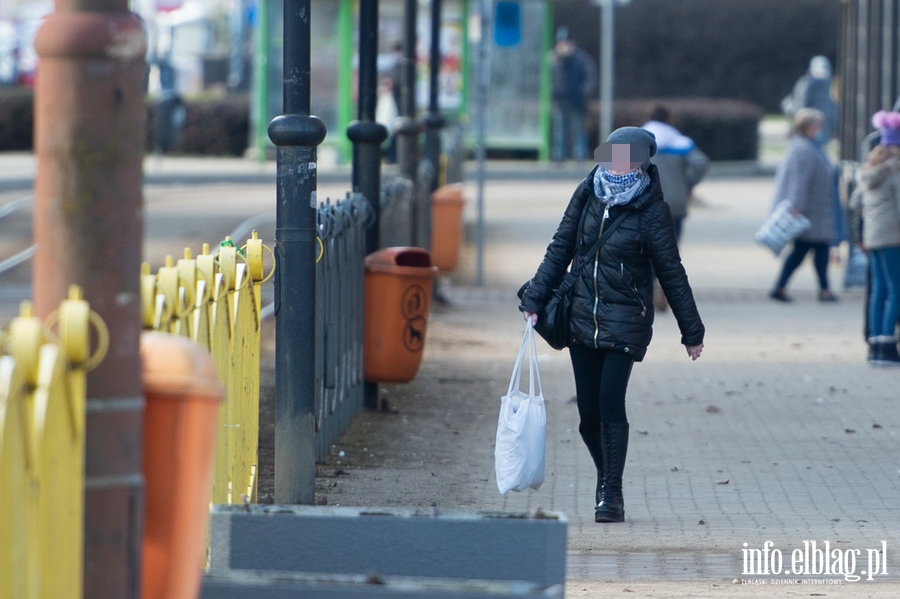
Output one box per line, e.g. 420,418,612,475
754,199,811,256
494,323,546,495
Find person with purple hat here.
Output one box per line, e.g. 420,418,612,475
851,110,900,366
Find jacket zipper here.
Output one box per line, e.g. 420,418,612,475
622,262,647,317
592,205,610,346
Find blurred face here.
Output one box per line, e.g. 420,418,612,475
555,40,574,55
595,143,648,174
802,120,823,139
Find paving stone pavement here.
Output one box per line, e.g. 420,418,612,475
315,174,900,584
4,155,899,589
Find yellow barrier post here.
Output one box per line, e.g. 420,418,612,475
240,231,271,502
0,353,29,599
203,244,233,505
215,241,241,503
0,288,106,599
7,302,46,599
138,235,272,508
39,286,108,599
156,256,194,337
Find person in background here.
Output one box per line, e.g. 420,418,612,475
769,108,839,303
642,105,709,243
519,127,705,524
550,27,596,162
851,111,900,366
642,106,709,310
782,56,845,269
849,96,900,344
782,55,839,145
375,75,399,163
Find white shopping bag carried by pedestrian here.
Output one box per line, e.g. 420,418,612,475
754,199,811,256
494,323,546,495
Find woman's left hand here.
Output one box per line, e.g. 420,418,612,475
686,344,704,361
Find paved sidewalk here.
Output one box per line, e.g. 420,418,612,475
3,153,898,592
311,174,900,586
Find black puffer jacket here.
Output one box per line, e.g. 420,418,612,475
519,165,704,361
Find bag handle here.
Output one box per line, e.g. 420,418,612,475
506,323,530,397
527,324,543,400
507,323,544,400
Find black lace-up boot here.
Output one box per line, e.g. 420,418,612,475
595,422,629,523
579,428,604,509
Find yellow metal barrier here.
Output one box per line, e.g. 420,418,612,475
0,286,107,599
141,232,271,506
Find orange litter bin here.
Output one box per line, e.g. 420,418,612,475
140,331,225,599
364,247,439,383
430,184,466,272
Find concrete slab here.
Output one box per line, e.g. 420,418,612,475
208,505,567,590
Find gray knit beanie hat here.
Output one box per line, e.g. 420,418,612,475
604,126,657,170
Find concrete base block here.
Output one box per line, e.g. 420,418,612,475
208,505,567,591
201,572,564,599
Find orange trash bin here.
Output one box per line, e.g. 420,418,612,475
430,184,466,272
364,247,439,383
140,331,225,599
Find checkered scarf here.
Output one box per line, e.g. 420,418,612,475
593,167,650,207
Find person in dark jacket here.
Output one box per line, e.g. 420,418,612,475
550,27,596,162
781,55,839,144
518,127,705,523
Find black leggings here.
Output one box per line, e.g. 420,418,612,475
776,240,830,291
569,345,635,430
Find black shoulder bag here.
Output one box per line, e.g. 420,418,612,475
524,206,631,350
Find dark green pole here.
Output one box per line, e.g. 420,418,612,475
349,0,389,411
423,0,446,211
269,0,327,505
396,0,424,245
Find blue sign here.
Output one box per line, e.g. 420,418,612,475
494,2,521,47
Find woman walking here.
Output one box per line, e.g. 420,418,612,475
769,108,839,302
852,111,900,366
518,127,705,523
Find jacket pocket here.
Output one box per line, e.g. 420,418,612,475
621,262,647,317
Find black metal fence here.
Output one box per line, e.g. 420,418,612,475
379,174,415,249
314,193,372,458
839,0,900,162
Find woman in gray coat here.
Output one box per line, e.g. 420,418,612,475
770,108,839,302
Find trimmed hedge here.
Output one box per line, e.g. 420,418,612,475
4,90,758,160
148,96,250,157
0,87,35,151
586,97,764,161
556,0,841,114
0,89,251,156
